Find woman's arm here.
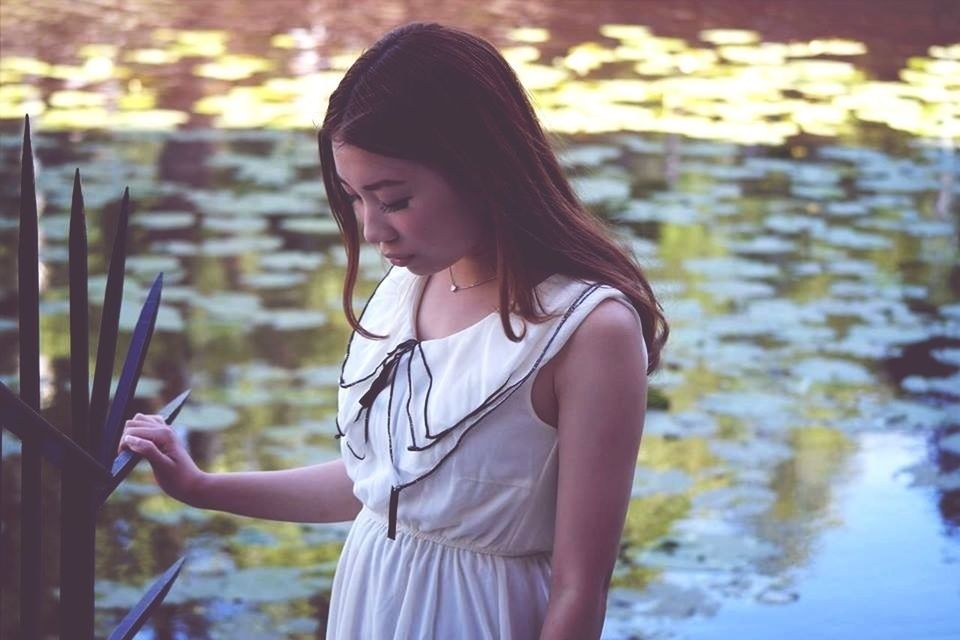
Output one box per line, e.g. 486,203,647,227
539,299,649,640
191,460,362,523
120,415,362,523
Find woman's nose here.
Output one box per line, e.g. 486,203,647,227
359,205,396,245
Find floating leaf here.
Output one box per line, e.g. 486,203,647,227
176,403,239,432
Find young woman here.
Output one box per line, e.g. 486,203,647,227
121,21,668,639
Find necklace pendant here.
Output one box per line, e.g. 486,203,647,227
450,284,458,292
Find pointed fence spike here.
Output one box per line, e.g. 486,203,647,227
18,112,42,640
67,169,90,443
90,186,131,456
97,389,191,506
19,114,40,407
63,166,95,639
107,557,187,640
69,169,90,444
99,272,163,465
160,388,192,425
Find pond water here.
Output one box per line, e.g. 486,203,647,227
1,1,958,639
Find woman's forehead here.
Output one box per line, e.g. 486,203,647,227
333,143,423,181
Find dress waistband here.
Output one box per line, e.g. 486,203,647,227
357,506,551,559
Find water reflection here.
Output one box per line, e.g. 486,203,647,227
3,14,959,142
1,1,958,639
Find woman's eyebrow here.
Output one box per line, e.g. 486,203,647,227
337,176,407,192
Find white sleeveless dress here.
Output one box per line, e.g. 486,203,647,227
325,266,642,639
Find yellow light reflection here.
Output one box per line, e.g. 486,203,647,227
930,44,960,59
163,29,228,57
124,48,182,65
599,24,652,42
501,46,540,66
508,27,549,44
562,42,620,75
194,55,273,81
699,29,760,46
271,33,298,49
49,90,106,109
329,51,362,70
2,23,955,145
718,43,787,65
0,56,52,77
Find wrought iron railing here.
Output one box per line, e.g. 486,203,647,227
1,115,189,639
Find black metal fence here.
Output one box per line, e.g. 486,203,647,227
1,115,189,639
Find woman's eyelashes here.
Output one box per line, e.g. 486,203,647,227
346,193,411,213
380,197,411,213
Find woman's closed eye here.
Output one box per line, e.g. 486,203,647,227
380,197,411,213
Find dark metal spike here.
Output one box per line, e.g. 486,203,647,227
62,166,95,638
160,388,192,425
18,112,42,640
107,557,187,640
99,272,164,465
18,113,40,408
90,186,131,457
68,167,90,447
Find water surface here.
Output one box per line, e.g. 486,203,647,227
1,1,958,638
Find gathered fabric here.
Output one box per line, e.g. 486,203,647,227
326,266,643,639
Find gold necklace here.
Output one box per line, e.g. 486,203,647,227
448,265,496,293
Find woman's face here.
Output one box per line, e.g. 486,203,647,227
331,142,490,276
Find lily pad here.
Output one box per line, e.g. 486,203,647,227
177,402,240,432
195,291,262,318
571,174,632,206
931,348,960,366
618,200,700,224
280,217,341,236
95,580,147,610
259,250,325,270
138,494,213,524
632,466,694,497
700,391,796,430
297,365,341,387
705,278,777,300
125,254,182,274
256,308,328,330
940,432,960,456
118,300,184,332
818,226,893,250
558,144,621,167
200,235,283,256
791,357,874,385
134,210,196,230
901,371,960,396
203,216,269,234
727,235,795,254
240,271,306,289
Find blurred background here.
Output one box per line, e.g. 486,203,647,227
1,1,958,638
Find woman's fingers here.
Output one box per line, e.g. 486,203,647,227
121,414,173,453
120,415,178,466
122,434,174,468
122,425,175,450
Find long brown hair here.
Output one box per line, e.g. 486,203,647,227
318,22,669,374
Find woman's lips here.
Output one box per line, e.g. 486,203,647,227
387,255,413,266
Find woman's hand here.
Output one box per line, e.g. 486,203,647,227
119,413,206,505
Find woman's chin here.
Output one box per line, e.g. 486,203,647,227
399,262,428,276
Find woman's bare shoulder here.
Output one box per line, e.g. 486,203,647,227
553,297,647,394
